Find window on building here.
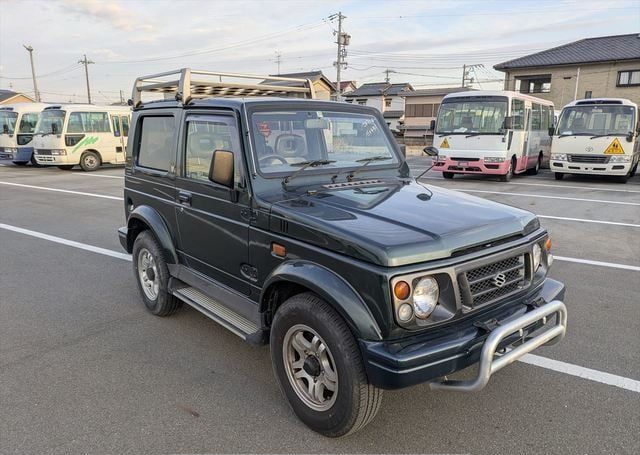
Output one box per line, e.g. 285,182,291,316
617,70,640,87
357,99,367,105
405,103,438,118
384,98,392,108
136,116,176,171
516,75,552,94
584,91,593,99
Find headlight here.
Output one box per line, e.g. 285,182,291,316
6,147,17,153
484,156,505,163
533,243,542,271
551,153,567,161
437,155,447,161
412,277,439,319
609,155,631,163
51,149,67,156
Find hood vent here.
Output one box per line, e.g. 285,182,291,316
279,219,289,233
322,179,384,190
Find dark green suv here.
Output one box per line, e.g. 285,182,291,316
119,69,567,437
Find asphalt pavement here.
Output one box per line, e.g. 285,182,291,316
1,159,638,454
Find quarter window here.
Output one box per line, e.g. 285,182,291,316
67,112,111,133
136,116,176,171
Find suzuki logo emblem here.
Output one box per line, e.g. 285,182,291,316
492,273,507,288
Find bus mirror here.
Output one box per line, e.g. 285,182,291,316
423,146,439,157
51,123,58,135
548,127,555,137
503,116,513,130
429,119,436,131
627,131,634,143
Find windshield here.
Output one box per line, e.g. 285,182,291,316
251,110,399,176
557,105,635,136
0,111,18,135
35,110,66,134
436,98,508,134
18,113,39,134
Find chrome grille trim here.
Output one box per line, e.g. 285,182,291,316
568,154,609,164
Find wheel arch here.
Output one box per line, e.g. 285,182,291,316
261,260,383,341
126,205,178,263
80,148,102,161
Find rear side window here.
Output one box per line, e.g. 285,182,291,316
137,116,176,171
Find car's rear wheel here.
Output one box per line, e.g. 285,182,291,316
270,293,382,437
442,172,454,179
132,231,181,316
80,151,100,172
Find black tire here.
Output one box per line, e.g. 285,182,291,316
80,151,101,171
616,174,629,184
631,162,638,178
499,157,515,182
13,161,27,166
442,172,454,179
527,153,542,175
57,165,74,170
30,155,41,167
132,230,181,316
270,293,383,437
554,172,564,180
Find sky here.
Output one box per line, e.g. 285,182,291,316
1,0,639,104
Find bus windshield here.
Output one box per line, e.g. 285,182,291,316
36,110,66,134
557,105,635,136
0,111,18,135
436,98,508,134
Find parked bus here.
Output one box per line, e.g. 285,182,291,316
550,98,639,183
0,103,50,165
32,104,131,171
432,91,554,181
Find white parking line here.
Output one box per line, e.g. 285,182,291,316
554,256,640,272
453,188,640,206
1,222,638,394
538,215,640,228
0,223,131,261
0,181,123,201
72,173,124,179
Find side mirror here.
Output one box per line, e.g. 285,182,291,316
429,119,436,131
423,146,439,157
208,150,234,188
51,123,58,134
627,131,634,143
503,116,513,130
548,127,555,137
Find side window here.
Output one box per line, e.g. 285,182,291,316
531,104,541,130
511,99,524,130
112,116,121,137
67,112,111,133
121,116,129,137
137,116,176,171
184,116,240,182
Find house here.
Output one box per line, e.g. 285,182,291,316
401,87,470,148
0,90,35,105
332,80,357,99
343,82,414,132
265,71,336,100
494,33,640,108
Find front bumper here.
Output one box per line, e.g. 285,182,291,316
0,147,18,160
551,159,632,176
360,278,566,390
433,156,511,175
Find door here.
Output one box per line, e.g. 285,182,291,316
520,106,531,172
174,113,251,294
111,115,126,163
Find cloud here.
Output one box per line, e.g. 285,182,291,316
63,0,148,32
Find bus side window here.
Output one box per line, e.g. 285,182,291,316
121,116,129,137
511,99,524,130
112,116,121,137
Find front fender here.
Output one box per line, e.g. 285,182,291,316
261,260,382,341
126,205,178,263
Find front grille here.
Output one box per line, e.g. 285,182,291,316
568,154,609,164
452,157,480,162
35,149,53,156
459,253,529,308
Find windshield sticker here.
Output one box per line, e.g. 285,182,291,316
440,138,450,148
71,136,99,153
604,138,624,155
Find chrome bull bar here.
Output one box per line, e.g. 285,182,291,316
429,300,567,392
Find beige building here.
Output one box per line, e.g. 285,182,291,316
401,87,469,147
266,71,336,100
343,82,414,132
0,90,35,105
495,34,640,109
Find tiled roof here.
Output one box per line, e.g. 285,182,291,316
494,33,640,70
344,82,413,97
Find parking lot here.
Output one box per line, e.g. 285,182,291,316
1,159,638,454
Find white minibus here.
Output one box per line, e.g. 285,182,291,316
0,103,50,165
432,91,554,181
32,104,131,171
550,98,638,183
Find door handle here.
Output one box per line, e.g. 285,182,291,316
178,191,192,206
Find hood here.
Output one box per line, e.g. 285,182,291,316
269,181,538,267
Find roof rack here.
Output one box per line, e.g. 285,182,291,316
131,68,316,107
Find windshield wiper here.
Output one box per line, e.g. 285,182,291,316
589,134,614,139
281,159,336,190
347,155,393,181
465,133,482,138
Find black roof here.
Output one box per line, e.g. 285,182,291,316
344,82,413,97
494,33,640,70
0,89,21,103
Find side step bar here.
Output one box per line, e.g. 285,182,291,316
173,286,261,342
429,300,567,392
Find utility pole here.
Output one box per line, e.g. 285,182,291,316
119,90,125,105
78,54,94,104
331,12,350,101
23,45,41,102
274,51,282,75
384,69,396,84
461,63,482,88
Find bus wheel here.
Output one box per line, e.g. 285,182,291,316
30,156,41,167
80,151,101,172
554,173,564,180
499,157,515,182
527,153,542,175
442,172,454,179
57,165,74,170
631,162,638,177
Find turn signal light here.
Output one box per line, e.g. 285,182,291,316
271,243,287,258
545,238,552,252
394,281,411,300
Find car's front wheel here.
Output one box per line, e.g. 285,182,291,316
270,293,382,437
